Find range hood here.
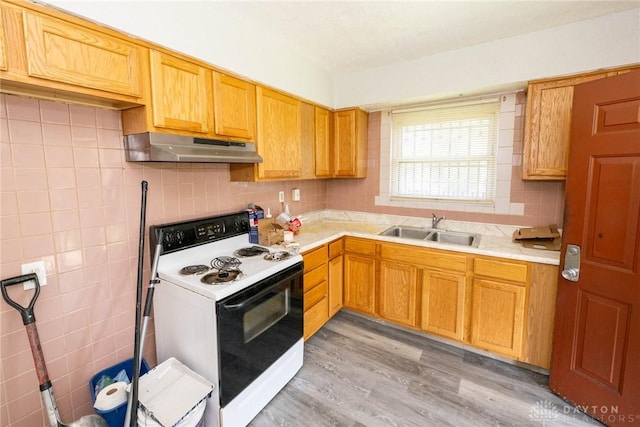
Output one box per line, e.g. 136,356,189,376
123,132,263,163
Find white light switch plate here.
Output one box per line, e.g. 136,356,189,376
21,261,47,290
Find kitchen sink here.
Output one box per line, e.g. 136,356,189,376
379,225,432,240
426,230,480,247
379,226,480,247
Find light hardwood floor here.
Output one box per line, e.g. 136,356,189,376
251,311,603,427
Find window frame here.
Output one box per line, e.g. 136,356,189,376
390,98,500,204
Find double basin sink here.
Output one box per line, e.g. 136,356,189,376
379,225,480,247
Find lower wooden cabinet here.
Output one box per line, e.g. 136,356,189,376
328,241,344,316
378,260,418,327
421,269,467,341
342,238,557,368
343,253,376,315
302,239,344,340
470,278,526,359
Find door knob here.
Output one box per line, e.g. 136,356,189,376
561,268,579,282
562,244,581,282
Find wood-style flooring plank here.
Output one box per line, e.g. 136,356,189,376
251,311,603,427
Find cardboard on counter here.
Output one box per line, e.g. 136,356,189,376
258,221,284,246
512,224,561,251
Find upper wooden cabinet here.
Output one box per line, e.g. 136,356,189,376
314,106,333,177
0,5,7,71
334,108,368,178
212,72,256,140
148,50,211,134
231,87,301,181
522,65,638,180
0,0,143,107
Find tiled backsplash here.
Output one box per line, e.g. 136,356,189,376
327,93,565,227
0,94,325,426
0,91,564,425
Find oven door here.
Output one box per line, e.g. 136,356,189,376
216,262,303,407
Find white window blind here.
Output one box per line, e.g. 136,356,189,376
391,99,499,203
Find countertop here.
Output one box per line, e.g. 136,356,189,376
283,215,561,266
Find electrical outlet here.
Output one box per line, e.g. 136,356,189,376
278,191,285,203
292,188,300,201
21,260,47,290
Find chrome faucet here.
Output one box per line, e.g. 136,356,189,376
432,213,446,229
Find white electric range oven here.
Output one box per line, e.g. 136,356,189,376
150,211,304,427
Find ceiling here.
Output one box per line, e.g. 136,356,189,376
211,0,640,76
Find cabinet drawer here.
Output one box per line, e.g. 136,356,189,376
344,237,376,256
304,264,328,292
474,257,528,283
303,245,328,272
304,296,329,340
380,243,468,272
304,280,327,310
328,238,343,258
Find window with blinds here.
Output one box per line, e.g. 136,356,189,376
391,99,500,203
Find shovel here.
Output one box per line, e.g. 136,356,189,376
1,273,108,427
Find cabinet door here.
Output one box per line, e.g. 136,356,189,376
470,278,526,359
0,5,7,71
343,253,376,315
334,108,368,178
212,72,256,140
328,254,343,316
522,72,618,180
256,87,301,179
23,11,141,96
314,106,332,177
421,269,466,341
379,260,418,327
149,50,211,133
334,109,357,177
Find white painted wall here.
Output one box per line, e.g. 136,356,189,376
42,2,639,110
335,8,640,109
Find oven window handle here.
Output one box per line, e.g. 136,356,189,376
221,281,288,311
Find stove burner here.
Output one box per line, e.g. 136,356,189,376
201,269,242,284
264,251,291,262
211,256,241,271
234,246,270,257
179,265,210,275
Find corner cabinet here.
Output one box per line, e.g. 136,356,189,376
522,65,638,180
334,108,368,178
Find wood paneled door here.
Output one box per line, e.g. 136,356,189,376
549,70,640,426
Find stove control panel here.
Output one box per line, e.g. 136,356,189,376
150,211,249,254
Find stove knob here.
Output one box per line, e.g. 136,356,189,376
164,232,175,245
175,230,185,243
